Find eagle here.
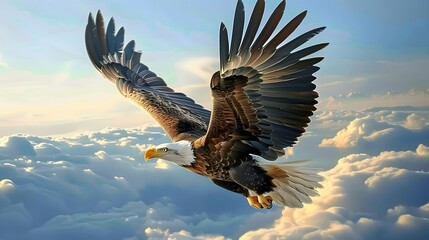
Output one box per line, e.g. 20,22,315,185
85,0,327,209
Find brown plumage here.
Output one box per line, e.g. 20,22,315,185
85,0,326,209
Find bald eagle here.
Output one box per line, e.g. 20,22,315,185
85,0,327,209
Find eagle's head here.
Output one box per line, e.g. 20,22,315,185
144,140,195,166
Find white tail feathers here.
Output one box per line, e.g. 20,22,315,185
260,161,323,208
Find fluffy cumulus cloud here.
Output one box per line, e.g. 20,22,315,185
403,113,427,129
314,106,429,133
1,107,428,239
0,126,280,240
285,106,429,169
241,145,429,240
318,107,429,155
319,116,428,148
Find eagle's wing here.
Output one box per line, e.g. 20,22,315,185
85,11,211,141
203,0,327,160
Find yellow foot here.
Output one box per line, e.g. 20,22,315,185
247,196,262,209
258,195,273,209
247,195,273,209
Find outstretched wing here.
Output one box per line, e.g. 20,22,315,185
203,0,327,160
85,11,211,141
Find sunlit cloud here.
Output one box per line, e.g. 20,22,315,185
403,114,427,129
319,115,429,152
241,145,429,240
154,159,170,169
0,179,15,193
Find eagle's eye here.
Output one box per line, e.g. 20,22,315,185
161,147,169,152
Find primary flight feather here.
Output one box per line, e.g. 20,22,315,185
85,0,327,209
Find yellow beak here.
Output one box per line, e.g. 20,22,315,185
144,147,164,161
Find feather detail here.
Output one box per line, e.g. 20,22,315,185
260,161,323,207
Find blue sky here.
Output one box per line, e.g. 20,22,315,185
0,1,428,239
0,0,428,136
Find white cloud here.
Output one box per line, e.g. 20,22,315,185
319,115,429,155
0,136,37,157
319,116,390,148
154,159,170,169
0,126,280,240
0,179,15,193
404,113,427,129
1,108,428,239
145,227,229,240
240,145,429,240
313,106,429,133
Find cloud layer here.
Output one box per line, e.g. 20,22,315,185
320,116,429,149
318,109,429,156
241,145,429,240
1,107,428,239
0,127,280,240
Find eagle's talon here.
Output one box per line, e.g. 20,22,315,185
247,196,263,209
258,195,273,209
247,195,273,209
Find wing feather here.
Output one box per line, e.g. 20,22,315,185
95,11,108,55
106,18,116,55
202,0,327,161
238,0,265,65
246,0,286,66
219,23,230,74
85,11,211,141
229,0,245,64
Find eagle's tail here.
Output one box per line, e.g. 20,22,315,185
260,161,323,208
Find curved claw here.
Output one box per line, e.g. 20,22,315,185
247,196,262,209
258,195,273,209
247,195,273,209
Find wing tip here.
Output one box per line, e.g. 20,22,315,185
220,22,227,30
237,0,244,9
87,12,95,24
321,42,330,48
96,10,104,24
318,26,327,32
108,16,115,27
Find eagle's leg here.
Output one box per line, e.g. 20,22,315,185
258,195,273,209
246,196,261,208
229,162,276,209
246,195,273,209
